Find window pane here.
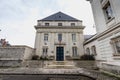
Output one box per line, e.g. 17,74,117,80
45,23,49,26
58,23,62,26
58,34,62,41
115,41,120,53
103,2,113,20
44,34,48,41
72,34,76,42
86,48,90,55
71,23,75,26
72,47,77,57
43,48,48,56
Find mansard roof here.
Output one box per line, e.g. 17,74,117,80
38,12,80,21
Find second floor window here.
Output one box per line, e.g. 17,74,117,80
103,2,114,21
58,33,62,42
72,33,76,42
44,34,48,41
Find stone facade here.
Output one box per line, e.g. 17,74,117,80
34,12,85,61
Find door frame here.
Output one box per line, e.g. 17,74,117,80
56,46,64,61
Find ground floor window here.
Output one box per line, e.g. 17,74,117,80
86,48,90,55
72,47,77,57
111,36,120,55
91,46,97,55
42,48,48,56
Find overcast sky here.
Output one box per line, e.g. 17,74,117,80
0,0,96,47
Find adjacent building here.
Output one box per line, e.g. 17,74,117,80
85,0,120,67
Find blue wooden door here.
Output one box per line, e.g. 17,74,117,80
56,47,64,61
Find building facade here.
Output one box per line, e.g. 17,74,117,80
34,12,85,61
85,0,120,62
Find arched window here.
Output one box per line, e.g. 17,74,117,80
86,48,90,55
91,46,97,55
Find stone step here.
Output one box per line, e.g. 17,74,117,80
47,61,75,65
45,61,76,69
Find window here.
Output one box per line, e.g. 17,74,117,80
111,36,120,55
72,47,77,57
103,2,114,21
115,41,120,54
86,48,90,55
71,23,75,26
42,48,48,56
72,33,76,42
44,34,48,41
58,23,62,26
91,46,97,55
45,23,49,26
58,33,62,42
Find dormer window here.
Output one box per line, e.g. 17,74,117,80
45,23,49,26
71,23,75,26
58,23,62,26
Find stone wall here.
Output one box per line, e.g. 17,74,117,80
101,62,120,75
0,46,34,67
22,60,97,69
22,60,44,68
74,61,97,69
0,60,22,67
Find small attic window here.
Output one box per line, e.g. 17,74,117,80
58,23,62,26
45,23,49,26
71,23,75,26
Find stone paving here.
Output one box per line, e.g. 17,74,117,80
0,67,118,80
0,68,84,74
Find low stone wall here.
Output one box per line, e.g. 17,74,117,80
22,60,44,68
0,45,34,67
22,60,97,69
74,61,97,69
0,60,22,67
101,62,120,75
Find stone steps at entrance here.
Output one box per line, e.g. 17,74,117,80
45,61,76,69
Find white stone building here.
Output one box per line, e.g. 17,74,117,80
85,0,120,68
34,12,85,61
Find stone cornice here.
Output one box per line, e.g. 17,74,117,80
36,28,83,33
34,25,85,30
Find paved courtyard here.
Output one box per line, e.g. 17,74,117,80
0,68,118,80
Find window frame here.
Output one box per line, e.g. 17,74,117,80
102,1,114,22
71,23,75,26
58,23,62,26
72,47,77,57
42,47,48,56
45,23,49,26
72,33,76,42
58,33,62,42
111,36,120,55
44,33,48,42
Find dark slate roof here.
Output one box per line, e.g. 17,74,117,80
39,12,80,21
